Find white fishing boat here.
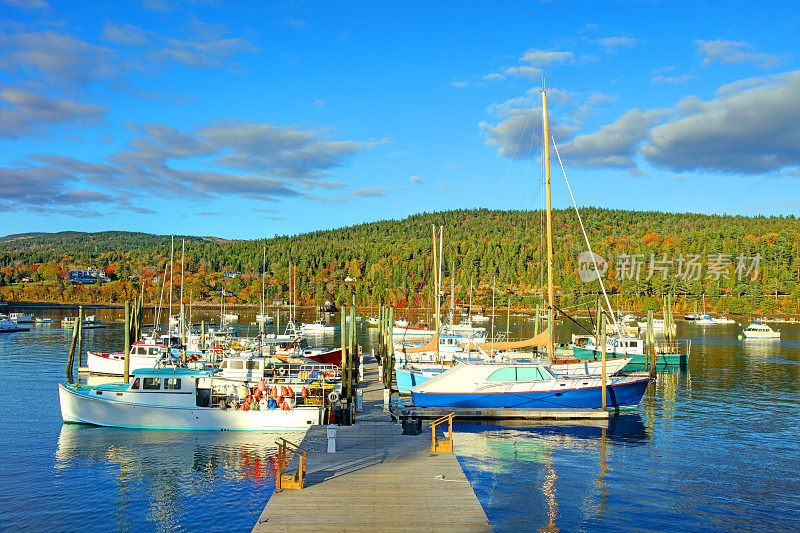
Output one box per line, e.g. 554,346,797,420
714,316,735,324
0,314,30,333
741,323,780,339
471,313,490,323
86,338,179,376
62,315,104,329
58,368,324,430
9,312,33,323
35,317,53,324
223,313,239,321
366,316,379,327
394,318,410,328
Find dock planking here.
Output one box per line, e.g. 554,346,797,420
253,355,492,532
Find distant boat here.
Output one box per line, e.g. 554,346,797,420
366,316,379,327
0,314,30,333
222,313,239,321
255,313,274,324
301,320,337,334
35,317,53,324
9,312,33,323
62,315,104,329
87,339,178,376
471,313,490,323
741,323,780,339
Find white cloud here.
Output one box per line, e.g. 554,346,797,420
521,48,574,66
410,175,422,184
596,36,641,52
696,39,784,69
0,86,106,138
502,65,543,80
313,99,325,108
2,0,49,9
642,70,800,173
653,74,692,84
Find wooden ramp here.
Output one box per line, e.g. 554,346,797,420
253,356,491,532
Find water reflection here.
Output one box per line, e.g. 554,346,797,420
54,425,301,531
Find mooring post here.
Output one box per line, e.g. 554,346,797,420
349,304,356,398
386,306,394,389
600,314,607,410
124,300,131,384
66,310,79,384
76,306,83,369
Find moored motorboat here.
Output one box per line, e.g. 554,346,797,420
0,314,30,333
9,312,33,323
58,367,325,430
409,362,650,409
741,322,780,339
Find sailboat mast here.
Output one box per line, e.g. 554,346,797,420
168,235,174,337
432,225,440,363
542,88,555,362
261,246,266,316
180,239,185,341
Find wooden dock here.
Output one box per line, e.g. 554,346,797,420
397,406,610,423
253,355,492,532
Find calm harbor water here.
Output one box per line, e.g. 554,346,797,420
1,305,799,531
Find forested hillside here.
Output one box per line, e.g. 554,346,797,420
2,208,799,315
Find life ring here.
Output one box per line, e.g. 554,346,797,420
276,367,287,377
328,391,339,403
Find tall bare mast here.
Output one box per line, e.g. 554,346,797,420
432,225,440,363
542,88,555,362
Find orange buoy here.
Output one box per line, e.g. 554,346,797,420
280,386,287,397
277,395,283,405
258,379,266,392
287,387,294,397
272,387,278,399
301,387,308,398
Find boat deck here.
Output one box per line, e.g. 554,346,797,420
252,355,491,532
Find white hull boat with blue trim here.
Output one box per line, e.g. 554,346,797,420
58,368,324,431
410,362,650,410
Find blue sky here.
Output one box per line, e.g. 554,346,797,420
1,0,798,239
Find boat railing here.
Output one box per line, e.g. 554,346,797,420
429,412,454,453
275,438,307,491
654,339,691,356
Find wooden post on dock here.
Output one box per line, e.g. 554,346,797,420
124,300,131,384
66,309,79,384
534,304,540,337
386,306,395,390
76,306,83,369
646,309,654,371
600,314,607,410
200,320,205,353
349,304,356,396
595,296,601,339
341,305,348,403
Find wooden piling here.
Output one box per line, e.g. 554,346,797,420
124,300,131,384
76,306,83,369
385,306,394,389
600,314,607,410
341,305,348,406
65,310,79,384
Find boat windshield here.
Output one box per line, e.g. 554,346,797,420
487,366,551,382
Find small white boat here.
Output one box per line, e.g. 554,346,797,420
255,314,274,324
223,313,239,321
301,320,337,334
9,312,33,323
0,314,30,333
471,314,490,323
741,323,780,339
62,315,104,329
35,317,54,324
637,318,665,329
58,368,324,430
694,315,716,325
394,319,410,328
714,316,736,324
366,317,379,327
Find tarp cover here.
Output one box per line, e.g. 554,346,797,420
461,330,550,351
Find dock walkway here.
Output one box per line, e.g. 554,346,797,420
253,355,491,532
